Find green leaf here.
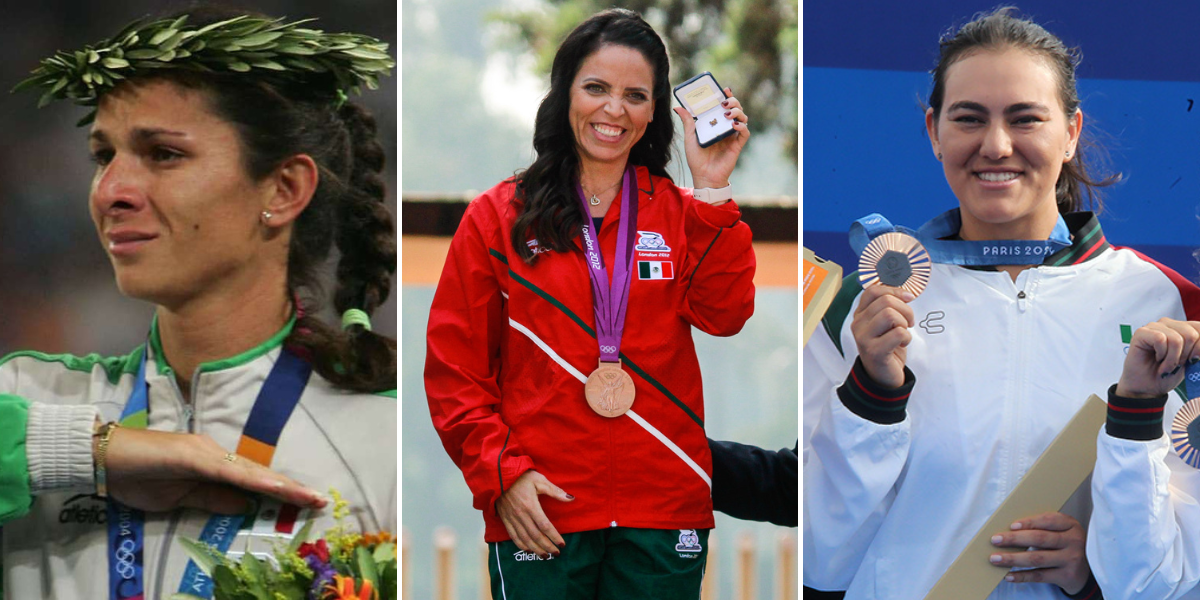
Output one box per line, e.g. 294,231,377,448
285,520,315,555
101,57,130,69
87,50,101,64
212,565,240,592
356,545,380,589
158,31,188,52
341,47,392,61
156,50,177,62
148,28,179,46
249,59,286,71
176,537,224,577
126,49,162,60
372,541,396,564
194,16,248,36
227,61,251,72
238,31,284,47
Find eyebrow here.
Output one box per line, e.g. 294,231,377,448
581,76,650,95
946,101,1052,115
88,127,189,143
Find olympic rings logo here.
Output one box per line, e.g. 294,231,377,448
114,538,138,579
600,345,617,354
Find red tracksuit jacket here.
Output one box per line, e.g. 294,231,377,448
425,165,755,542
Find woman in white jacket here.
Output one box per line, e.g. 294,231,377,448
804,7,1200,599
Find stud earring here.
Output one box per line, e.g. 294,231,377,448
937,152,943,161
261,210,273,224
1065,150,1071,158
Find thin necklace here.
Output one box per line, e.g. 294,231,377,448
582,177,623,206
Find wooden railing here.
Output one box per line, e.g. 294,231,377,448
404,526,797,600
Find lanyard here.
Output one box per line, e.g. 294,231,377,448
850,208,1072,267
106,343,311,600
575,165,638,363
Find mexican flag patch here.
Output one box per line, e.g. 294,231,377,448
638,261,673,280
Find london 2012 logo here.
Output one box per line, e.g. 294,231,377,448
635,231,671,252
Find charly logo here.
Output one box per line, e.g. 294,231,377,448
919,311,945,335
513,549,553,561
59,493,107,525
675,529,702,553
635,231,671,252
1121,323,1132,355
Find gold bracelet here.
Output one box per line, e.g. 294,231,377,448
94,421,120,498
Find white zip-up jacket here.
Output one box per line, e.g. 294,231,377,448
804,213,1200,599
0,320,396,599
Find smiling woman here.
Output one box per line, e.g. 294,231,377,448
424,7,755,600
803,7,1200,600
5,5,397,598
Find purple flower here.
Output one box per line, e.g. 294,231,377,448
305,554,338,600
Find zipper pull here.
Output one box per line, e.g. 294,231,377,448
182,404,194,432
1017,290,1027,311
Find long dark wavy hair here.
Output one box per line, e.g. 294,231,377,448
510,8,674,262
928,6,1118,214
139,5,396,393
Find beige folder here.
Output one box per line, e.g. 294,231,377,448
803,248,842,346
924,393,1107,600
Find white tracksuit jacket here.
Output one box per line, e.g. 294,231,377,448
804,213,1200,599
0,320,396,599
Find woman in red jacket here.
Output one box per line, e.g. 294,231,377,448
425,8,754,600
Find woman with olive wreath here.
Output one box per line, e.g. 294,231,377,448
6,6,397,598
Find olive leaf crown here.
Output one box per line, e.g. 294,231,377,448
12,14,394,125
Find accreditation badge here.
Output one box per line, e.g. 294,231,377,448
858,231,932,298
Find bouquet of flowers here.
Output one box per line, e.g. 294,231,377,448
173,490,397,600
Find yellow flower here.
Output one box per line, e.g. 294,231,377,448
329,488,350,521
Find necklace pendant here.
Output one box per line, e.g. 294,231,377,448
589,194,600,206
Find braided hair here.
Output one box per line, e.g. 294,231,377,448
144,6,396,392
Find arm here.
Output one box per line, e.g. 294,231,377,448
1088,319,1200,599
424,200,535,514
709,438,797,526
676,198,755,336
673,88,755,336
803,284,916,590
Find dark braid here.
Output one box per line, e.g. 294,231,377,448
145,5,396,393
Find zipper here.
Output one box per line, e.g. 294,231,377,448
151,366,203,598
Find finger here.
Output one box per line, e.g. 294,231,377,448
673,106,696,136
176,483,253,515
855,285,916,317
209,456,327,508
863,304,915,339
534,479,575,504
1011,512,1078,533
993,529,1065,550
505,514,537,553
990,548,1065,570
1003,567,1054,585
720,96,742,111
723,86,734,99
530,508,566,551
723,107,748,125
519,508,560,556
1161,319,1200,366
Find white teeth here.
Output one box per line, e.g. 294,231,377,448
978,172,1018,182
592,124,623,137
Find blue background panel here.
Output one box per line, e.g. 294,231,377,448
804,65,1200,281
804,2,1200,82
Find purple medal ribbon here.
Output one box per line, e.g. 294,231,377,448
576,165,638,363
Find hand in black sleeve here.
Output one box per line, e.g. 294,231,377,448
708,438,797,527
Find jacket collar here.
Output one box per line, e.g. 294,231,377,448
146,314,296,377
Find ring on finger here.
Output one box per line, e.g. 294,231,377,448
223,452,238,463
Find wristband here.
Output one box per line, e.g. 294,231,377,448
693,184,733,205
94,421,120,498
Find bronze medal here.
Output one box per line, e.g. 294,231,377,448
585,360,635,418
858,231,932,298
